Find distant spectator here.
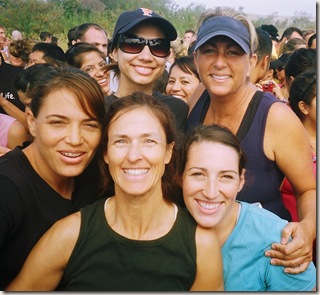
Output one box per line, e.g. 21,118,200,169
67,26,77,48
284,47,316,91
274,26,303,57
0,52,26,128
8,38,37,68
184,29,197,56
39,31,52,43
184,29,196,43
11,30,23,41
51,36,58,46
74,23,108,58
14,63,56,107
302,29,316,44
260,24,279,42
66,42,115,95
259,24,279,59
307,33,316,49
166,37,189,71
27,42,66,67
0,25,9,61
282,37,307,54
166,56,200,104
250,28,273,84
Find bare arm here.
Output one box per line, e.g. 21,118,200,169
0,95,27,129
264,103,316,273
190,226,224,291
6,212,81,291
7,120,30,149
0,145,10,156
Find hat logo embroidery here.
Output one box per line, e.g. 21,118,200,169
140,8,153,17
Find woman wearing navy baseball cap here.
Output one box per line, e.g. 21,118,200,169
105,8,189,132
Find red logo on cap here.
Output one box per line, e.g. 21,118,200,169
140,8,153,16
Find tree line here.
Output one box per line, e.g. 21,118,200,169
0,0,316,50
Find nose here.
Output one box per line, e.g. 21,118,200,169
95,67,104,77
213,53,227,68
65,125,84,146
138,45,153,60
96,45,104,54
202,179,219,199
171,81,181,91
127,142,143,162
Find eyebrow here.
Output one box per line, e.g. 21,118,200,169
188,167,238,174
110,132,162,139
45,114,99,122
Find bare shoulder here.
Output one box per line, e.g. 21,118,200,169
50,211,81,242
195,225,220,248
267,102,302,129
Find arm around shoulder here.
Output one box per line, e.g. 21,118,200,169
264,103,316,271
190,226,224,291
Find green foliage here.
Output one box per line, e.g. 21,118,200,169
0,0,316,48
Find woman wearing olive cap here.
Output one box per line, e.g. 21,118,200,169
186,7,316,275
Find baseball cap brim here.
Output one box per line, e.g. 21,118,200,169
194,16,251,54
112,8,177,44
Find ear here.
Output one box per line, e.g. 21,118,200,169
193,51,199,73
262,55,270,72
298,101,309,115
248,54,258,76
25,107,36,137
103,150,109,164
165,142,175,164
238,168,246,192
111,48,118,63
288,75,294,87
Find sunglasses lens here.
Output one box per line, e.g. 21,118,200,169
120,37,144,54
119,36,170,58
149,39,170,57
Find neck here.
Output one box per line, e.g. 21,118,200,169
115,77,153,97
302,120,317,153
105,189,175,240
215,202,239,246
23,144,75,199
205,84,256,133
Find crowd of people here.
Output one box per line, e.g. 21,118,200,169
0,6,317,291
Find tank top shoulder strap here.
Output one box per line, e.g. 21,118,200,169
185,89,210,133
236,91,264,141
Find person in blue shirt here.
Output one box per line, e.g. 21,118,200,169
180,124,316,291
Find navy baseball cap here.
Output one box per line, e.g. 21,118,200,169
111,8,177,47
270,53,290,69
195,16,251,54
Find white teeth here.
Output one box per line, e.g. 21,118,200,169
172,94,184,99
135,66,152,73
61,152,82,158
98,79,107,84
211,75,230,80
198,201,220,210
124,169,148,175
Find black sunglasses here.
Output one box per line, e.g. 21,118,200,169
118,35,170,58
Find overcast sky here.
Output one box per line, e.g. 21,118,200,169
173,0,317,17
